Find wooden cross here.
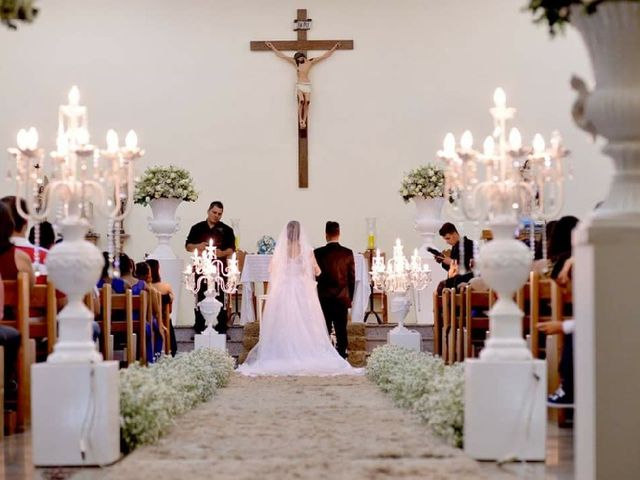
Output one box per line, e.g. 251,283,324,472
250,9,354,188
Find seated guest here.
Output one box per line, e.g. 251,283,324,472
146,258,177,356
548,216,579,279
0,202,35,287
436,222,474,293
97,252,127,293
0,203,30,401
135,262,164,363
537,215,579,407
119,254,145,293
28,221,56,251
1,196,48,280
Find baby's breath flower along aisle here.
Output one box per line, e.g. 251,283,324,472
367,345,465,447
120,348,235,452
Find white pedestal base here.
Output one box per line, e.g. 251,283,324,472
464,359,546,461
574,220,640,479
31,361,120,466
194,331,227,351
387,325,421,351
415,251,447,325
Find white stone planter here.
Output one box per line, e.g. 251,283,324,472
571,2,640,226
148,197,182,259
413,196,445,254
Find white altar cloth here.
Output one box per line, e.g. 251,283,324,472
238,253,369,325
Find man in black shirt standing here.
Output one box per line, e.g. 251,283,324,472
185,201,236,334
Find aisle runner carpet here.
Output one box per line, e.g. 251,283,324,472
95,375,515,480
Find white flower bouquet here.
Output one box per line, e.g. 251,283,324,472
134,165,199,206
257,235,276,255
367,345,464,447
120,348,235,451
399,164,445,203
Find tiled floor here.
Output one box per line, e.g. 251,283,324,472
2,421,574,479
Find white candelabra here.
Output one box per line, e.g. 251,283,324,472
371,239,431,296
438,88,568,462
438,87,568,361
370,239,430,351
184,240,240,338
7,86,142,466
8,86,142,362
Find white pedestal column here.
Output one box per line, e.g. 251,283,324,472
387,292,422,351
193,291,227,351
569,4,640,477
464,359,546,461
148,198,184,325
574,222,640,479
413,197,446,325
32,218,120,466
32,361,120,466
464,220,546,460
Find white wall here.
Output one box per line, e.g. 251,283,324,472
0,0,610,325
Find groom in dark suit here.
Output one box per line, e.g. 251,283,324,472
314,221,355,359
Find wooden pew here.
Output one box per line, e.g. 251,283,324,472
102,285,148,365
463,286,493,359
1,272,32,430
433,290,442,356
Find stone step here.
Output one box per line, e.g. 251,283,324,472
175,324,434,357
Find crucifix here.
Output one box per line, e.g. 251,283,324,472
250,9,354,188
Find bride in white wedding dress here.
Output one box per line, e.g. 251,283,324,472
237,221,361,376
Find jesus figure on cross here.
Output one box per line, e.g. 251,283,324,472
265,41,341,129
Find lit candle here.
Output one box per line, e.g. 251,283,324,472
27,127,39,150
125,130,138,149
16,129,28,150
493,87,506,109
106,129,119,153
533,133,545,155
443,133,456,157
509,128,522,151
68,86,80,106
483,136,495,156
460,130,473,151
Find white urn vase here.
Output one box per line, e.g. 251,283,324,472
388,292,412,328
413,196,445,255
148,197,182,259
571,2,640,226
46,218,104,363
475,220,532,361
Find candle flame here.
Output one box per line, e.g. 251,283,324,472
16,129,28,150
106,129,119,152
68,86,80,106
483,136,495,156
533,133,545,155
509,128,522,151
493,87,506,108
125,130,138,149
443,133,456,156
460,130,473,151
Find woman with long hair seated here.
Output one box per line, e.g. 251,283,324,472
135,262,165,363
145,258,177,356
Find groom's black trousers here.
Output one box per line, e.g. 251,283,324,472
320,299,348,359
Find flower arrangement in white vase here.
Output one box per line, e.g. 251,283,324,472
134,165,198,259
399,164,446,253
